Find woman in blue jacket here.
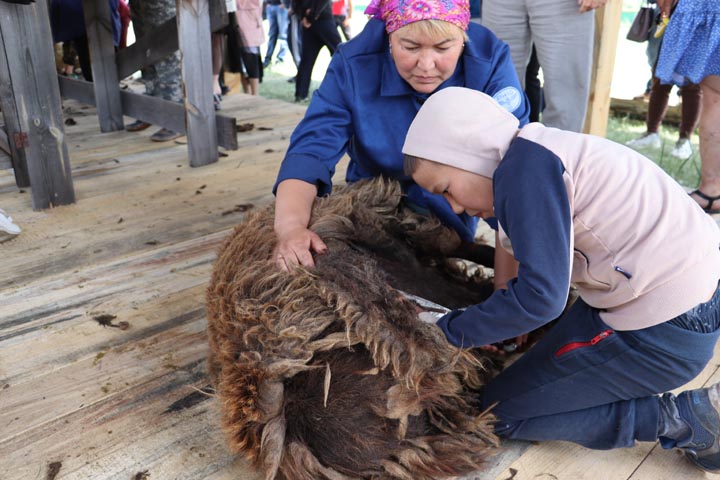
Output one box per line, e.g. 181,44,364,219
272,0,529,270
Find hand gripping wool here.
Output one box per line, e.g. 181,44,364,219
206,178,501,480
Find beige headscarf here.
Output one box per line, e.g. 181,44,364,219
402,87,520,178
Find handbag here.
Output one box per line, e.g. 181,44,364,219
626,4,655,43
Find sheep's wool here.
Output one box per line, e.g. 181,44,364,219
206,178,500,479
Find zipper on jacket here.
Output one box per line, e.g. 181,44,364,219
554,329,614,358
614,266,633,279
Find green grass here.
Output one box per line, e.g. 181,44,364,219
606,115,701,189
259,67,322,103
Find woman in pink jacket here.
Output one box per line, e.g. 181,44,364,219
227,0,265,95
403,86,720,472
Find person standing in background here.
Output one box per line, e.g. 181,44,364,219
227,0,265,95
210,0,237,109
126,0,183,142
626,0,702,161
286,0,302,82
655,0,720,214
332,0,352,41
524,45,543,123
264,0,289,67
50,0,120,82
481,0,608,132
118,0,130,48
292,0,341,102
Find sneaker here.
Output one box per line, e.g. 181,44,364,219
150,128,182,142
671,138,693,160
661,382,720,472
626,132,661,149
0,208,21,243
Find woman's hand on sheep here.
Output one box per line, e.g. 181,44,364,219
273,179,326,270
274,227,328,270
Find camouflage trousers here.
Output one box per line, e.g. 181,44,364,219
130,0,182,102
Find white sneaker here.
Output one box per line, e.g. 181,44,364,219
0,208,21,243
626,132,661,149
671,138,693,160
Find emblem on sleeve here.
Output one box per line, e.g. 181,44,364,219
493,87,522,113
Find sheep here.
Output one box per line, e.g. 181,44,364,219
206,177,501,480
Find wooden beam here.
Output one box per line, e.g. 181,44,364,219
115,16,179,80
82,0,124,132
610,97,684,125
584,2,623,137
0,0,75,208
0,20,30,188
176,0,219,167
115,11,227,81
58,76,237,150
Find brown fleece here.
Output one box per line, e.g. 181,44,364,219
206,178,500,480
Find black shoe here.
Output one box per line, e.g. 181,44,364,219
150,128,182,142
294,96,308,104
220,85,230,96
287,76,296,83
125,120,152,132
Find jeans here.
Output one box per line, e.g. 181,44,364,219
482,283,720,450
265,4,288,64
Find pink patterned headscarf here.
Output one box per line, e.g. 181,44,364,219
364,0,470,34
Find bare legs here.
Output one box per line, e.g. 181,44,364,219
690,75,720,210
241,75,259,96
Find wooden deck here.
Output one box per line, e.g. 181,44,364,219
1,93,720,480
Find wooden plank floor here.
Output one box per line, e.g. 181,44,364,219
2,93,720,480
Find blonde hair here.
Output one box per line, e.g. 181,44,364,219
395,19,469,42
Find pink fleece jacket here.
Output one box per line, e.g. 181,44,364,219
514,123,720,330
404,87,720,331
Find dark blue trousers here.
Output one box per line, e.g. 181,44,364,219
482,285,720,450
295,17,341,100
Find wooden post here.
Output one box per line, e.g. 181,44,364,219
583,1,623,137
0,10,30,188
0,0,75,209
82,0,124,132
176,0,219,167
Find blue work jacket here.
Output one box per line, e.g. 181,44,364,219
274,18,529,242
